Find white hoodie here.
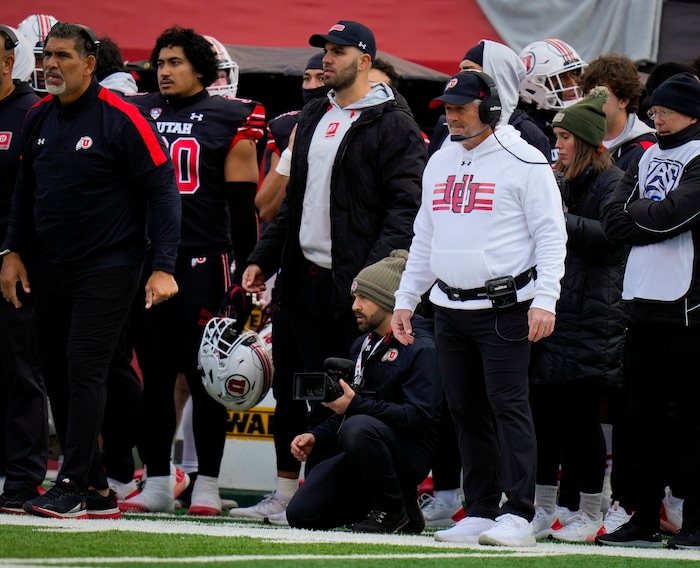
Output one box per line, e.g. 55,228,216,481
395,125,567,313
480,39,526,127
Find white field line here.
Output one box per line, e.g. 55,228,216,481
1,514,700,563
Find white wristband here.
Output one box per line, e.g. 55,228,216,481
275,148,292,176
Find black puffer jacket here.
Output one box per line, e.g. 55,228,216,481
249,88,426,313
530,166,627,392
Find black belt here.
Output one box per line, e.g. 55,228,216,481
437,267,537,302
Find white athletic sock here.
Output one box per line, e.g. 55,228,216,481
435,489,461,508
579,492,603,521
276,477,299,500
534,484,558,515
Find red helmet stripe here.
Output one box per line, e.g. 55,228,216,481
544,38,577,62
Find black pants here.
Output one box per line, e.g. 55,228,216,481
271,262,359,474
430,396,462,491
34,261,141,491
131,253,230,478
531,384,606,507
101,327,143,483
0,292,48,493
624,323,700,530
286,415,431,529
434,303,536,521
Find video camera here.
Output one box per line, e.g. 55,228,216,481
293,357,355,402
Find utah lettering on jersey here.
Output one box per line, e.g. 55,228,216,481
156,121,194,135
432,174,495,213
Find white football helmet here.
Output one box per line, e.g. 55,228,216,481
204,35,239,99
519,39,587,110
17,13,58,92
199,317,273,412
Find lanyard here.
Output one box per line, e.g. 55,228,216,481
353,332,388,386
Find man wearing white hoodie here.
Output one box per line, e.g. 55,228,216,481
428,40,550,160
392,70,567,547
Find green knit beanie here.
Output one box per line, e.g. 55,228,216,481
350,250,409,311
551,86,610,148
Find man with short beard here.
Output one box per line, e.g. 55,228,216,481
233,20,426,523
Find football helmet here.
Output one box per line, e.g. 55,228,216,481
17,13,58,92
519,39,587,110
204,35,239,99
199,318,273,412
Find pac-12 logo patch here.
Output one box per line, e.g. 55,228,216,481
75,136,93,151
150,108,163,120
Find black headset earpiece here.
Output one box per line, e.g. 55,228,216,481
76,24,100,53
0,24,20,52
465,69,502,127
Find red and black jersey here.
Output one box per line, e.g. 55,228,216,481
133,90,265,255
266,110,301,156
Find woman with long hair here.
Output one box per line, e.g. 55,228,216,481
529,87,628,543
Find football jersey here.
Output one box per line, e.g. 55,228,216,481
133,90,265,254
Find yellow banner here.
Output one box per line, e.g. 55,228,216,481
225,406,274,440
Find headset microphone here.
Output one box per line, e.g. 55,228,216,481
450,126,490,143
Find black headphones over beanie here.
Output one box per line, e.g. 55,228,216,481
0,24,20,51
465,69,502,127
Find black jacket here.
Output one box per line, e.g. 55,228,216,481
248,89,426,312
531,166,627,391
310,316,442,457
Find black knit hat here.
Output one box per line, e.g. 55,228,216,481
551,86,609,147
650,72,700,118
350,250,408,311
462,42,484,66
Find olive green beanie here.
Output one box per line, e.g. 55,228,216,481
552,86,610,148
350,250,409,311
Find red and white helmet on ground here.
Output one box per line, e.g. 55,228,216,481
519,39,587,110
204,35,239,99
198,317,273,412
17,13,58,92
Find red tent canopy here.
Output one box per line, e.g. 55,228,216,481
1,1,502,74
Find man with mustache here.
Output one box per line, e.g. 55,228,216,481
0,21,180,519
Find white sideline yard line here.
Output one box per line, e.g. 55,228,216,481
1,515,700,563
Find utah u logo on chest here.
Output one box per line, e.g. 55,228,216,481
432,174,495,213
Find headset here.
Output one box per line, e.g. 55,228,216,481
464,69,502,127
46,22,100,54
0,24,20,51
75,24,100,54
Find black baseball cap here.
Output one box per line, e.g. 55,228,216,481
429,72,488,108
309,20,376,60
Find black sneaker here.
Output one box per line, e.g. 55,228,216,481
399,495,425,534
23,477,87,519
595,521,662,548
352,508,409,533
668,526,700,549
85,489,121,519
0,487,41,515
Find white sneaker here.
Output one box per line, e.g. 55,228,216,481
265,510,289,526
228,492,290,520
419,494,464,528
107,478,140,501
554,505,577,527
478,513,536,547
118,476,174,513
551,511,603,543
594,500,632,540
188,477,222,517
661,486,683,534
531,505,557,539
434,516,496,543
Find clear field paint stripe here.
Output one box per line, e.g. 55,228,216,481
2,515,700,561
